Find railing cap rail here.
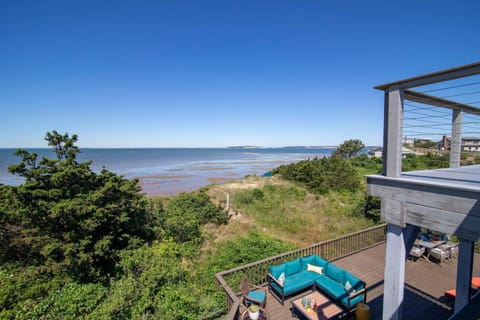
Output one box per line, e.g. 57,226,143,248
216,223,386,277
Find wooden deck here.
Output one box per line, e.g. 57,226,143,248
245,243,480,320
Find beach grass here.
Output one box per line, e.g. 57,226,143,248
204,176,376,248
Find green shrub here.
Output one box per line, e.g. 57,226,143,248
26,282,107,319
273,157,361,194
90,241,187,319
168,192,228,225
212,232,295,269
402,153,449,171
159,192,228,244
349,154,382,173
152,284,200,320
0,264,68,319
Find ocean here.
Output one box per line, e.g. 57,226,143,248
0,148,335,196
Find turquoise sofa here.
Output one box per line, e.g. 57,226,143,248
267,254,366,310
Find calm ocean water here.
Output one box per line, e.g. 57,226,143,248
0,148,334,195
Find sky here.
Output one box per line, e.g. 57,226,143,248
1,0,479,148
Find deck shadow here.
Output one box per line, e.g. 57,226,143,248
367,284,452,320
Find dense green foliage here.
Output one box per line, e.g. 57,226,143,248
161,193,227,244
402,153,449,171
272,156,361,194
349,154,382,173
0,132,230,319
4,133,469,319
352,195,382,223
198,232,296,293
2,131,151,282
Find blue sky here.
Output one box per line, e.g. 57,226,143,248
1,1,479,148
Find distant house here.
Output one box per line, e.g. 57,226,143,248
368,147,414,159
437,135,480,152
402,136,414,146
462,137,480,152
368,148,383,158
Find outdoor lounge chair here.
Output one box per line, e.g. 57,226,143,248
240,277,266,308
445,242,459,260
409,245,425,262
429,244,451,267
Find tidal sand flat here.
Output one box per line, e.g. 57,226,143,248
0,148,334,196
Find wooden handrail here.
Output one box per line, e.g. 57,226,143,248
215,223,387,320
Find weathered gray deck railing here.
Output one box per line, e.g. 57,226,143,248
215,223,387,319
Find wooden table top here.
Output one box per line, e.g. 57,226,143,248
291,290,344,320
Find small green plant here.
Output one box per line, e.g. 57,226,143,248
248,304,259,312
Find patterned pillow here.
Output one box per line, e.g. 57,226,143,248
278,272,285,286
344,280,356,294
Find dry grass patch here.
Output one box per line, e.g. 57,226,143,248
202,176,376,251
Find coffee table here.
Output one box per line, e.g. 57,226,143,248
291,290,344,320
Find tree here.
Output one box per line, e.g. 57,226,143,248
272,156,361,194
3,131,151,282
332,139,365,159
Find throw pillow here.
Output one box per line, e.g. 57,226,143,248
307,263,323,275
344,280,354,294
278,272,285,286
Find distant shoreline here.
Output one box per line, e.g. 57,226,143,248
0,147,337,196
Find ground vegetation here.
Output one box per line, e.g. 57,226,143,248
2,135,468,319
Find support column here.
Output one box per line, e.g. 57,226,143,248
454,239,474,312
383,224,406,320
382,87,406,320
450,109,462,168
382,88,404,177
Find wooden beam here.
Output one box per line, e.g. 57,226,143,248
405,203,480,241
375,62,480,91
367,176,480,215
367,176,480,241
381,199,406,227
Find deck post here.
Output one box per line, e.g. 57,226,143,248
383,224,405,320
450,109,462,168
381,87,405,320
454,239,474,312
382,88,403,178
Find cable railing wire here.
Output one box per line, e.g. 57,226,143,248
421,79,480,94
437,90,480,100
398,74,480,167
404,102,452,116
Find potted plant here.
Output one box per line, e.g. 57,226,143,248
248,304,260,320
